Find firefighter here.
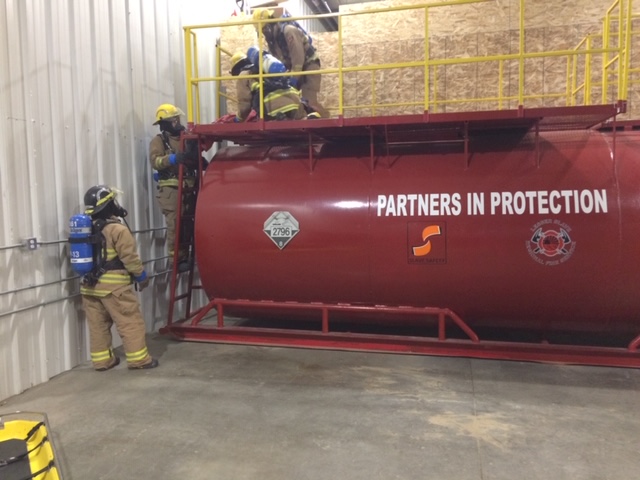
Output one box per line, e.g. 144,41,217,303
252,8,329,118
149,104,197,272
229,51,309,121
80,185,158,370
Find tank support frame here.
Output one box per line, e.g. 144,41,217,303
160,298,640,368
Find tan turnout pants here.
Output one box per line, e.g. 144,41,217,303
156,185,179,256
300,60,329,118
82,287,152,369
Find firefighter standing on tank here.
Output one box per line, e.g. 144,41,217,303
80,185,158,371
252,8,329,118
149,104,197,273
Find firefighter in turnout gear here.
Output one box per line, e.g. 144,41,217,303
149,104,197,272
252,8,328,118
80,185,159,370
229,51,308,121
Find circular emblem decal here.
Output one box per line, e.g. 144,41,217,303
526,219,576,266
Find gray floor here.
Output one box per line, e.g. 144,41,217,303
2,334,639,480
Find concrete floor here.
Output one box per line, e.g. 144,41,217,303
1,334,639,480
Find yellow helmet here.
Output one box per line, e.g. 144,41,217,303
230,52,250,76
252,8,273,31
153,103,185,125
252,8,273,22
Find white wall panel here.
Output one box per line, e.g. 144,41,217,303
0,0,236,401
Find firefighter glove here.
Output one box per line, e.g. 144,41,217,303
169,151,198,166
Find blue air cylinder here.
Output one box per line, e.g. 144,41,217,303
247,46,287,75
69,214,94,275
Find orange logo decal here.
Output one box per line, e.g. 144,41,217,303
412,225,442,256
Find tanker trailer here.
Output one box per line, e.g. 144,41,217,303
179,122,640,367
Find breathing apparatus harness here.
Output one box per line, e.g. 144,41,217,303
266,14,317,71
156,129,181,183
81,219,127,287
159,130,175,153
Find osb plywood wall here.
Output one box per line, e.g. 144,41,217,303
217,0,639,119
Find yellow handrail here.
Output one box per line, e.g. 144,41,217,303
182,0,635,122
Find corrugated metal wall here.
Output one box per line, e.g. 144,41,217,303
0,0,235,401
285,1,321,33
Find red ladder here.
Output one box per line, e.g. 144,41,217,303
166,133,206,325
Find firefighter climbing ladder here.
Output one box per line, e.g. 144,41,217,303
166,134,205,325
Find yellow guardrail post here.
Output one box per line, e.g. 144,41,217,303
217,44,233,119
433,65,438,113
371,68,376,117
499,60,504,109
424,5,430,113
572,40,580,105
215,40,221,120
193,32,201,124
257,21,265,120
621,0,633,101
585,35,592,105
185,26,194,123
617,0,624,101
565,51,572,106
600,0,630,105
338,15,343,117
518,0,525,107
602,4,611,103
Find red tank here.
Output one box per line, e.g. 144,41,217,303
194,128,640,338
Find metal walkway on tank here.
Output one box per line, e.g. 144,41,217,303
162,0,640,368
189,103,625,147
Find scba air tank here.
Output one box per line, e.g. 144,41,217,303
194,128,640,336
69,214,94,275
246,46,287,75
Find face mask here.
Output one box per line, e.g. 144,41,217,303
113,201,128,218
161,119,185,136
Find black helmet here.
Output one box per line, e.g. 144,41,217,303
84,185,118,216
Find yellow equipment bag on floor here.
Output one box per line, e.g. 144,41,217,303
0,412,62,479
